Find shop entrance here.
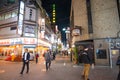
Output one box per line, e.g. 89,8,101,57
75,40,95,64
23,45,36,61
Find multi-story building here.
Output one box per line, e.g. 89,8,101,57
0,0,55,60
70,0,120,67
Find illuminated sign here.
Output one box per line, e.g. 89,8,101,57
17,1,25,35
41,18,45,31
24,38,36,44
52,4,56,24
24,25,35,37
72,28,80,36
0,38,37,45
0,40,10,45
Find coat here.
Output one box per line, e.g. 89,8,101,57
22,52,30,62
81,51,93,64
44,52,51,62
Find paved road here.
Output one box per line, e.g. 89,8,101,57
0,55,119,80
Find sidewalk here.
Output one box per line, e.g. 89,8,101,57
0,54,118,80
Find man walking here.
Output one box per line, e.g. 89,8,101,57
20,48,30,74
81,47,94,80
44,50,51,71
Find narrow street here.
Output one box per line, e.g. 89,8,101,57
0,54,118,80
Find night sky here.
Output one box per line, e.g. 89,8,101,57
41,0,71,43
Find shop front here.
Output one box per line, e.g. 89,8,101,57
74,40,94,64
0,38,37,61
0,37,52,62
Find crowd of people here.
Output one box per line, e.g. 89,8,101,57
20,48,56,74
19,47,120,80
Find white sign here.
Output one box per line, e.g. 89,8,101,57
72,29,80,36
41,18,45,31
17,1,25,35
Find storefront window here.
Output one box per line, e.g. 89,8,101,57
0,15,2,20
0,10,18,21
11,10,18,17
5,12,11,19
96,49,107,59
0,14,4,20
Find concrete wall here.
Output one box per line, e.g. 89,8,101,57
0,17,18,38
72,0,89,42
91,0,120,65
71,0,120,66
91,0,120,38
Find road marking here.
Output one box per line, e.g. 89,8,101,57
41,69,46,72
63,62,66,66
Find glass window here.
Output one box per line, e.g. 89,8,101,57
12,10,18,17
0,14,5,20
96,49,107,59
5,12,11,19
0,15,2,20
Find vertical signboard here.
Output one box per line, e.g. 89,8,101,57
17,1,25,35
41,18,45,32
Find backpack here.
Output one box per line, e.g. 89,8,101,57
78,51,84,63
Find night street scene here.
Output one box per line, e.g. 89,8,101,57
0,0,120,80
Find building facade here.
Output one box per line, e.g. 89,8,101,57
70,0,120,67
0,0,56,61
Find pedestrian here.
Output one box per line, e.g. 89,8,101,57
116,56,120,80
44,50,51,71
81,47,94,80
35,51,39,64
53,51,56,60
20,48,30,74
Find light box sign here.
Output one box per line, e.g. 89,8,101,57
11,38,22,45
24,25,36,37
0,38,37,45
72,28,80,36
0,40,10,45
24,45,36,48
23,38,37,44
17,1,25,35
41,18,45,32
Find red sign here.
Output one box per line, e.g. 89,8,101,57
0,40,10,45
24,38,36,44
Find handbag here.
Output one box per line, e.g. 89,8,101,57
116,56,120,65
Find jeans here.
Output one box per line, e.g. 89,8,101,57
46,61,51,70
20,61,29,74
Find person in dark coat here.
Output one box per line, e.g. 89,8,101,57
81,48,94,80
20,48,30,74
44,50,51,71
